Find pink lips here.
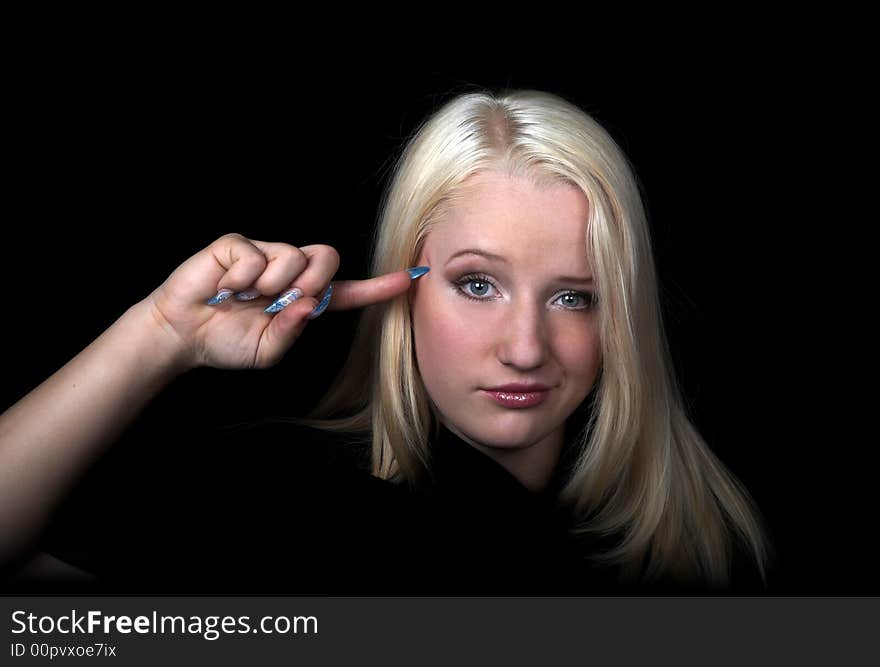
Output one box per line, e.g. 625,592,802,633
482,389,550,408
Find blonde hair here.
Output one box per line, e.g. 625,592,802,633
288,86,774,588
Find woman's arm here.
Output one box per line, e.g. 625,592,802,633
0,298,190,574
0,234,420,583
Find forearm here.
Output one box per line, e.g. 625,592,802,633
0,298,191,570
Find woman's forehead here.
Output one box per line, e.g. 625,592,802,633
423,173,592,272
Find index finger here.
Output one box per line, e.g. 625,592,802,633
325,268,429,311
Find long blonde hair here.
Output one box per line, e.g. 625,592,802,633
288,86,774,588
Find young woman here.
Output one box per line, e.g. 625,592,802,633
0,88,774,593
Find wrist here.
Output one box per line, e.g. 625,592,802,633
125,298,195,377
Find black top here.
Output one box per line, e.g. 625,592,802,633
29,420,763,595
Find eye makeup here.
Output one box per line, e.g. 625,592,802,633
452,272,596,311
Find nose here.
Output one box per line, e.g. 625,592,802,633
496,299,549,371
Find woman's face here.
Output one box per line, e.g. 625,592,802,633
410,170,602,456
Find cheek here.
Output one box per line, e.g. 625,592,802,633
415,303,475,371
555,324,602,380
412,285,473,379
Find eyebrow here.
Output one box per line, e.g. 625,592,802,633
446,248,594,285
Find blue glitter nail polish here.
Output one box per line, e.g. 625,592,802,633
406,266,430,280
263,287,304,314
307,285,333,320
206,288,235,305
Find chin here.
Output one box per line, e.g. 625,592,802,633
464,420,547,449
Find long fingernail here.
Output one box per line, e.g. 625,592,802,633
206,288,235,305
264,287,305,314
406,266,430,280
307,285,333,320
234,288,262,301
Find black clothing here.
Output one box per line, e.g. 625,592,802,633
29,420,764,594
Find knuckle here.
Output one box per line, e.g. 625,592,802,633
321,244,341,268
287,244,308,262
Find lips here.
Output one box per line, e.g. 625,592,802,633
482,387,550,408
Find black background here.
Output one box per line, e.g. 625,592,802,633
2,35,868,594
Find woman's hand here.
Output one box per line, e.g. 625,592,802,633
0,230,426,571
144,233,424,371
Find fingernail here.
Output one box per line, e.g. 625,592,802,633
206,288,235,305
406,266,430,280
234,288,262,301
263,287,305,314
307,285,333,320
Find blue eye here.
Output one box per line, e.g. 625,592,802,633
453,273,596,311
456,274,496,299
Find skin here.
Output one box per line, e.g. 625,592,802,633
409,170,602,495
